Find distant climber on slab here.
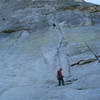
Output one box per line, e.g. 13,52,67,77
57,68,64,86
52,23,56,28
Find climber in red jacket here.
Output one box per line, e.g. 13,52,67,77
57,68,64,86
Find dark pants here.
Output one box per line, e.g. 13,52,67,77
58,78,64,86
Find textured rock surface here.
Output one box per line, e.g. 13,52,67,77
0,0,100,100
0,0,100,33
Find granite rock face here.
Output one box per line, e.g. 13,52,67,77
0,1,100,100
0,0,100,74
0,0,100,70
0,0,100,33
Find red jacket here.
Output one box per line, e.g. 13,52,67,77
58,70,62,76
57,70,63,80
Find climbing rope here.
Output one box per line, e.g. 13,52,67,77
52,6,73,78
52,9,64,68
